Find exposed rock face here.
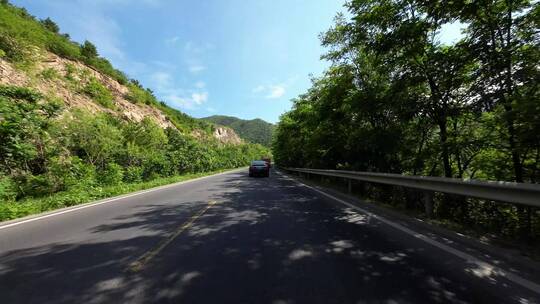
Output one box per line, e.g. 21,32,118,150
213,127,243,145
0,53,174,129
0,59,26,87
0,53,246,145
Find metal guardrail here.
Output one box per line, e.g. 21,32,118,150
282,168,540,208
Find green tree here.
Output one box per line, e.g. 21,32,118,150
323,1,479,177
40,17,59,33
458,0,538,183
55,111,123,168
0,86,61,175
273,0,539,240
82,78,115,109
80,40,98,59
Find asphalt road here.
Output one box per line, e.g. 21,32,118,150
0,169,538,303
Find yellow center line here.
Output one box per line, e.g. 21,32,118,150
127,200,218,273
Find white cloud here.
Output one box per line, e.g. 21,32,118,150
183,41,213,75
189,65,207,73
37,0,216,113
165,36,180,45
166,91,208,110
150,72,172,90
252,84,286,99
192,92,208,105
252,85,265,93
152,73,208,110
267,85,286,99
166,94,194,110
184,41,215,54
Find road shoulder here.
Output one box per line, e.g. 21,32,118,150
0,168,245,230
277,169,540,294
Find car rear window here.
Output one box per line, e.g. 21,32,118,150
251,161,266,166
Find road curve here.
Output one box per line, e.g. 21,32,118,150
0,169,538,303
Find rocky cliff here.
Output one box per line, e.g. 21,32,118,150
0,52,242,144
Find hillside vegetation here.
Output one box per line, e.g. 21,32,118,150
202,115,275,147
273,0,539,240
0,1,268,220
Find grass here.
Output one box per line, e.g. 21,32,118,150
82,77,115,109
64,63,77,81
125,83,156,105
0,168,237,222
39,67,59,80
0,2,128,83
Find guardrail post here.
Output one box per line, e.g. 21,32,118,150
359,182,367,196
423,191,434,218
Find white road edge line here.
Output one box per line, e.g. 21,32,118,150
277,171,540,295
0,168,244,231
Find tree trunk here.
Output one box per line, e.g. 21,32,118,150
437,116,456,218
413,125,427,175
502,2,530,241
438,118,452,178
504,103,523,183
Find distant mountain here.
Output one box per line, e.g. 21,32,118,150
202,115,275,146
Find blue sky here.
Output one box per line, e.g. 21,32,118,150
12,0,463,123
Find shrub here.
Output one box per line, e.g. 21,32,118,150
40,17,59,33
47,156,96,191
142,154,170,181
82,78,115,109
64,63,76,81
0,176,17,201
46,38,80,60
98,163,123,186
126,83,156,105
53,111,123,167
80,40,97,59
124,166,143,183
69,157,97,187
0,31,29,62
124,118,168,149
39,67,58,80
0,84,42,100
0,86,47,173
16,157,96,198
85,56,128,85
21,174,54,197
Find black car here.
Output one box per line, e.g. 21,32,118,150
249,160,270,177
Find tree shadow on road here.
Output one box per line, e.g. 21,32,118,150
0,172,533,303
